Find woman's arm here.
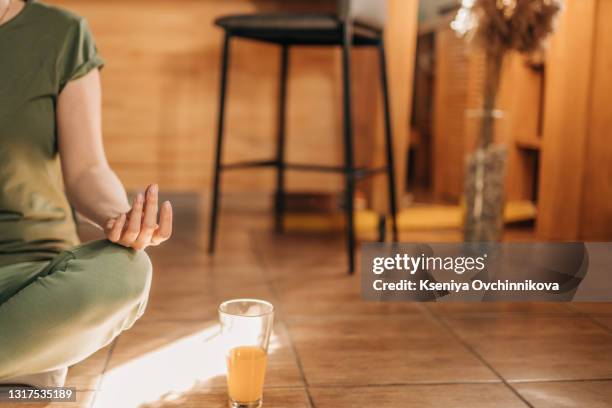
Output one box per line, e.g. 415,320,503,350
57,69,129,224
57,69,172,249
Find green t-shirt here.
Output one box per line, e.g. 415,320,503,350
0,0,104,266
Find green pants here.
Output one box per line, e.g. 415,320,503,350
0,240,152,379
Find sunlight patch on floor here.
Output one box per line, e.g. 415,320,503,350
94,324,280,408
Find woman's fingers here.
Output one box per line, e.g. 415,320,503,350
119,193,144,246
134,184,159,249
105,186,171,249
105,218,116,231
108,213,126,242
151,201,173,245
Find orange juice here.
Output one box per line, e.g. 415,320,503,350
226,346,268,403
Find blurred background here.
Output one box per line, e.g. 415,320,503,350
49,0,611,242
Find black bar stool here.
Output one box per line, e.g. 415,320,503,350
208,0,398,274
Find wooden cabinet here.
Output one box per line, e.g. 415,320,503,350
537,0,612,240
426,0,611,239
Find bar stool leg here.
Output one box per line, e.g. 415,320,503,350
341,23,356,275
274,45,290,233
378,38,399,242
208,33,232,254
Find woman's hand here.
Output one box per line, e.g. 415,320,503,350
104,184,173,250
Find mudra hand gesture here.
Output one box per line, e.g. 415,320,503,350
104,184,173,250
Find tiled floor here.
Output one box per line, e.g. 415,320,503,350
3,196,611,407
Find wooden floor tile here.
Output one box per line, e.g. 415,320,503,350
446,316,612,381
253,233,347,272
65,346,110,391
426,302,575,317
148,262,268,295
310,384,527,408
107,321,214,370
273,271,423,318
569,303,612,315
141,283,275,322
289,316,497,386
593,317,612,331
514,380,612,408
94,387,309,408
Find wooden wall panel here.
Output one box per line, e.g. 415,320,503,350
580,0,612,239
51,0,338,194
536,0,598,239
368,0,419,211
49,0,417,207
432,26,470,201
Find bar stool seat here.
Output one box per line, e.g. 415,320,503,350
216,13,338,31
215,14,380,45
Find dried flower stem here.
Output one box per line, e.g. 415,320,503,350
481,50,503,148
452,0,563,148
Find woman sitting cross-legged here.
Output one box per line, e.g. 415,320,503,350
0,0,172,388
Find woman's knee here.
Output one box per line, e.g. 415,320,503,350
116,248,152,323
121,248,153,303
72,240,153,309
107,244,152,305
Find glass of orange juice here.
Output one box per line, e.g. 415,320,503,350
219,299,274,408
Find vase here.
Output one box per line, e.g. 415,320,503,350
463,143,508,242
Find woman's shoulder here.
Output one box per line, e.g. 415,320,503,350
27,0,87,29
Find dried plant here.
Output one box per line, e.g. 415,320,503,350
452,0,562,147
